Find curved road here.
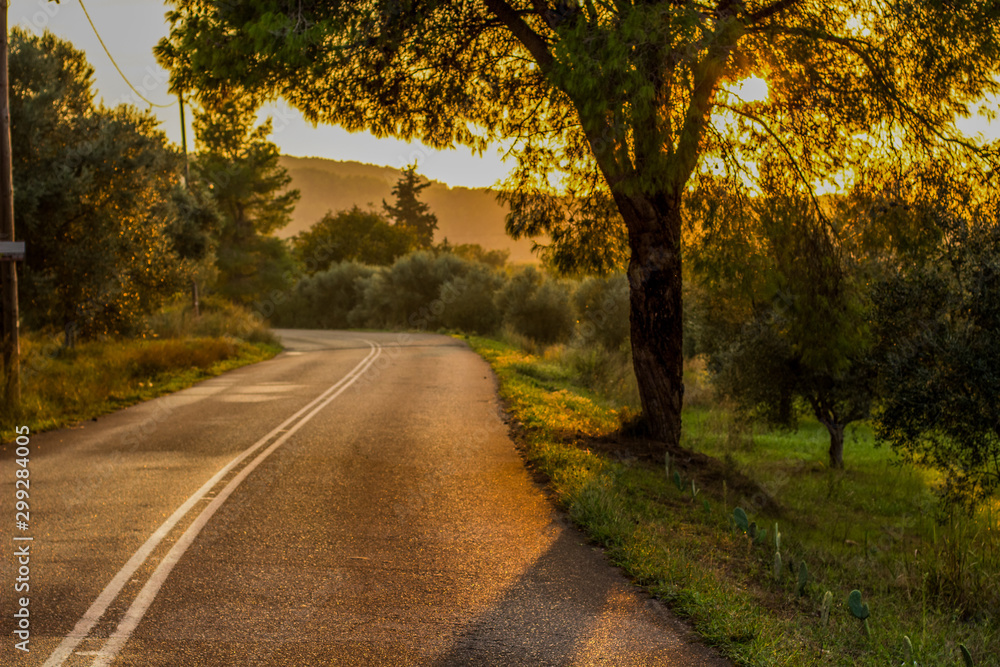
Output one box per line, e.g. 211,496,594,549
2,330,728,666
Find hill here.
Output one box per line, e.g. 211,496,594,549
277,156,540,263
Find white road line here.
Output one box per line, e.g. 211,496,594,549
90,342,383,667
42,340,380,667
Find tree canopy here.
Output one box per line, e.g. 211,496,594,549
157,0,1000,447
693,186,878,468
872,181,1000,507
191,97,300,306
12,29,191,340
293,206,417,272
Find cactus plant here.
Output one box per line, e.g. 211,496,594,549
773,551,782,580
702,498,711,514
848,589,871,636
902,635,913,664
773,522,781,552
673,470,684,491
733,507,749,533
960,643,975,667
820,591,833,626
749,522,758,540
690,479,699,498
797,561,809,596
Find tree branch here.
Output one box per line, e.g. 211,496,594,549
714,101,830,225
759,25,989,157
748,0,804,25
669,1,743,194
483,0,555,71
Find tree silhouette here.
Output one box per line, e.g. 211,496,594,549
383,164,438,249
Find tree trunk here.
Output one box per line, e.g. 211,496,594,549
825,421,845,469
625,198,685,448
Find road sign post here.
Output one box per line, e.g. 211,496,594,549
0,1,20,409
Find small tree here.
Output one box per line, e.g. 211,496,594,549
873,200,1000,506
383,163,438,249
293,207,417,273
695,190,876,468
192,97,299,305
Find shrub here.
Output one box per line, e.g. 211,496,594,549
349,251,473,328
273,261,375,329
146,296,277,345
496,266,575,344
439,265,504,334
572,274,630,350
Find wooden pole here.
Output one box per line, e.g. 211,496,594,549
0,1,20,409
178,92,199,317
179,92,190,185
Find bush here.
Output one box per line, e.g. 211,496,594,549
439,265,504,334
873,214,1000,506
496,267,575,344
273,261,375,329
348,251,473,328
146,296,277,345
572,274,630,350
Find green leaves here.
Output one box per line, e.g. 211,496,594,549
11,29,190,338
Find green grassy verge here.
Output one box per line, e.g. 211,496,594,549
1,334,280,442
466,335,998,666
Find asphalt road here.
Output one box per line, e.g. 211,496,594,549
2,330,729,666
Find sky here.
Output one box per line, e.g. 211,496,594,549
11,0,512,189
10,0,999,190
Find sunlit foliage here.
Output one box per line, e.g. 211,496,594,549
12,29,191,340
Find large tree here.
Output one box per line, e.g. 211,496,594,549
157,1,1000,448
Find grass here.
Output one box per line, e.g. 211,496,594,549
0,299,281,443
465,335,999,666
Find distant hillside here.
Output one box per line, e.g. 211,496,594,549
277,156,540,264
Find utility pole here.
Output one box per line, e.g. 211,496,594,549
178,91,199,317
0,1,20,410
179,92,191,186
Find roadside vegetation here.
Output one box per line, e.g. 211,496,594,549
2,31,289,431
468,335,998,666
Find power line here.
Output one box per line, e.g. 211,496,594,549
77,0,175,109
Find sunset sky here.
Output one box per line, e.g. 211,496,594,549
11,0,999,190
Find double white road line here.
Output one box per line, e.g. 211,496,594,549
43,340,383,667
